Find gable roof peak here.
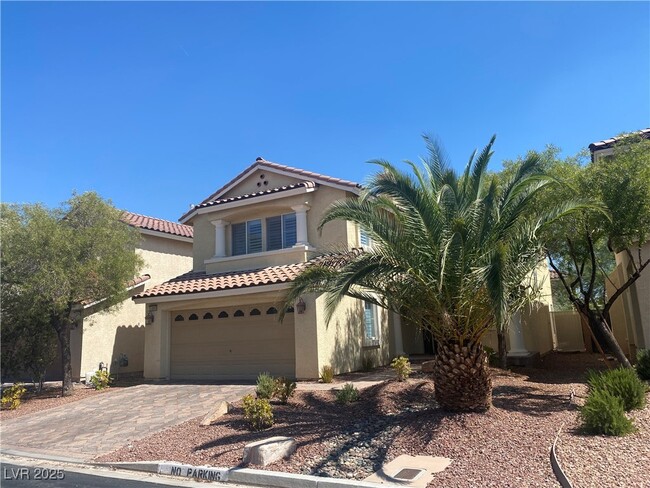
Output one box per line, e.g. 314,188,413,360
196,158,361,207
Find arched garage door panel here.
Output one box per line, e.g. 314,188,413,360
170,307,295,380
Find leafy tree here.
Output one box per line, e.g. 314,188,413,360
540,133,650,368
1,192,143,396
504,135,650,367
282,136,583,411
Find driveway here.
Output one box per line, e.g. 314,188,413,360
0,384,253,462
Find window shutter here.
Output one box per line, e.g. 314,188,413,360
266,216,282,251
283,213,297,248
247,219,262,253
232,223,246,256
360,227,370,246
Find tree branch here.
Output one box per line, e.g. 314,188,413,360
547,251,582,307
603,256,650,316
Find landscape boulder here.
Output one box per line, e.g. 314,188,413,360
200,401,231,426
242,436,297,466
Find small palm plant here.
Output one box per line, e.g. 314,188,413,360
282,135,588,412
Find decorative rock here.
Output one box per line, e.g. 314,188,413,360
200,401,231,426
421,360,435,373
242,436,297,466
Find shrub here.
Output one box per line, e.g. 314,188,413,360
274,377,297,404
391,356,412,381
320,365,334,384
90,370,112,390
636,349,650,381
336,383,359,404
1,383,27,410
580,388,634,436
242,394,274,430
256,372,276,399
587,368,646,411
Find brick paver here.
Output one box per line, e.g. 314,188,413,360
0,384,252,461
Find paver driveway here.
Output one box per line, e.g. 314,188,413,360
0,384,253,462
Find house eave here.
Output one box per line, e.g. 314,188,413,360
132,282,292,304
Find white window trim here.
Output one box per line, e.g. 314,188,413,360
363,301,380,348
204,244,316,265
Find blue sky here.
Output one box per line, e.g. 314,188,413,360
3,2,649,222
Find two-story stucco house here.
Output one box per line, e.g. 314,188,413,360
134,159,406,381
66,212,193,381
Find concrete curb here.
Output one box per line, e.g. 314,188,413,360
550,424,573,488
101,461,400,488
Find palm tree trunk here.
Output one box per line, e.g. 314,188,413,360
433,341,492,412
497,330,508,369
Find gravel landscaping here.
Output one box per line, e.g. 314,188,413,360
95,353,649,487
0,383,106,420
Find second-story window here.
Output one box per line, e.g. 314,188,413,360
266,214,297,251
360,226,371,247
232,219,263,256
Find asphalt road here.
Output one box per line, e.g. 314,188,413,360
0,463,236,488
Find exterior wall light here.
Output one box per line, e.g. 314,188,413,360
296,297,306,314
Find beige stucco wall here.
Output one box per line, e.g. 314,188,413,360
611,242,650,354
189,174,355,273
553,311,585,352
77,233,192,380
313,294,391,377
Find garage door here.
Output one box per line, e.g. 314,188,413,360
170,305,295,380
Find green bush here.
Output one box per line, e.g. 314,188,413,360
90,370,112,390
1,383,27,410
580,388,634,436
242,394,274,430
256,372,276,399
336,383,359,404
390,356,412,381
274,377,297,404
587,368,646,411
320,365,334,384
636,349,650,381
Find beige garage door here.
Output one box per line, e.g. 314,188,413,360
170,305,295,380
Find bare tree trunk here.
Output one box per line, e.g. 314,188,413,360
497,329,508,369
55,322,74,397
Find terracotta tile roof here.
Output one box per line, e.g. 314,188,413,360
199,157,362,206
135,263,308,298
589,128,650,152
122,211,193,239
127,274,152,288
134,249,364,299
191,181,317,212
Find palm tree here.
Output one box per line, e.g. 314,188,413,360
283,135,589,412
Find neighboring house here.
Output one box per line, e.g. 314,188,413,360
134,159,400,381
64,212,193,381
591,129,650,358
